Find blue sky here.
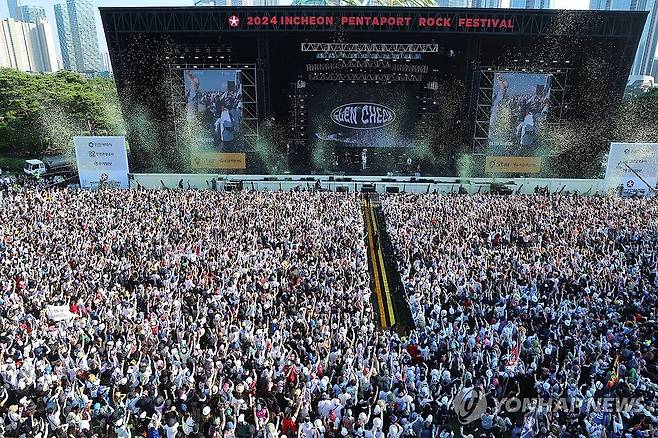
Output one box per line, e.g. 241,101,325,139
0,0,604,58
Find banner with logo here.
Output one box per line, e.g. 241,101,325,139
309,83,417,149
485,156,541,174
74,136,129,189
604,143,658,197
191,152,246,170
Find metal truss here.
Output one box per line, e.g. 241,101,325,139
391,64,429,74
305,60,429,76
302,43,438,53
306,60,391,72
314,52,422,60
471,66,570,153
307,72,423,82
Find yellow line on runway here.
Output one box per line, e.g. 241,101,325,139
370,203,395,327
365,200,387,328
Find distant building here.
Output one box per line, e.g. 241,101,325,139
0,18,58,72
54,3,75,70
18,5,46,23
473,0,504,6
437,0,472,6
652,56,658,78
101,51,112,72
7,0,21,19
510,0,551,7
54,0,101,72
590,0,658,77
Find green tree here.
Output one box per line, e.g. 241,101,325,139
0,69,125,161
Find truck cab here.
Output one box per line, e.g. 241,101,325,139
24,159,46,177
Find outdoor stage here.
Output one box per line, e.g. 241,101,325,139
101,6,647,178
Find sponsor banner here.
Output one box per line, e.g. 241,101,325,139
485,156,541,174
74,136,129,189
605,143,658,197
46,305,77,322
191,152,246,170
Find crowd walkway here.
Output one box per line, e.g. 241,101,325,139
363,193,414,332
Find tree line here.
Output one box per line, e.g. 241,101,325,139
0,68,124,169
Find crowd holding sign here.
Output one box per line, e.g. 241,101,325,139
46,305,78,322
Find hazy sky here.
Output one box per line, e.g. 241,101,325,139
0,0,619,61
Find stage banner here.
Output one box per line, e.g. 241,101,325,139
604,143,658,197
191,152,246,170
74,136,129,189
485,156,541,174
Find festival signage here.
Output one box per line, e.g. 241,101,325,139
191,152,246,170
605,143,658,197
485,156,541,174
74,136,129,189
226,12,515,32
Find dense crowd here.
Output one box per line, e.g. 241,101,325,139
382,194,658,437
0,186,656,438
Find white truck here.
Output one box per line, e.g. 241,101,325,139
23,156,75,179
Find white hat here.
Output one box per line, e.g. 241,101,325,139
373,418,383,429
203,406,211,416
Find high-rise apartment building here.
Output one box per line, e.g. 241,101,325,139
473,0,503,7
437,0,472,6
54,0,101,72
18,5,46,23
0,18,58,72
101,51,112,72
510,0,551,7
7,0,21,19
54,3,75,70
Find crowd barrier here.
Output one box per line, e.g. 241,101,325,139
129,173,605,195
